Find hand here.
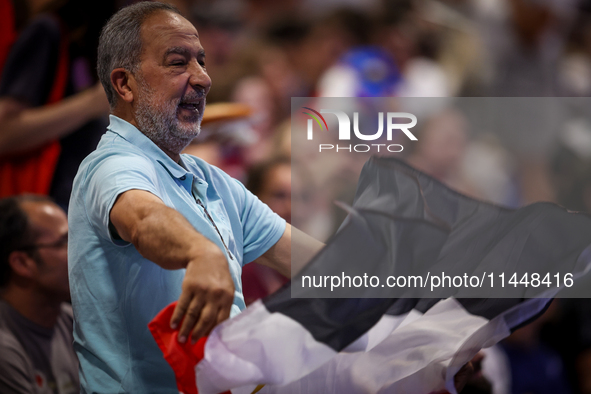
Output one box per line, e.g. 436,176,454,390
170,247,235,344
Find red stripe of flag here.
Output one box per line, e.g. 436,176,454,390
148,302,231,394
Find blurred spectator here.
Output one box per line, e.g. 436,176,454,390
232,76,276,164
274,119,294,159
0,0,115,209
293,8,377,97
464,0,579,204
247,156,292,222
1,0,24,70
375,0,450,97
318,46,403,97
316,8,404,97
480,303,572,394
413,0,489,96
461,133,517,206
244,0,300,32
559,8,591,96
540,298,591,394
257,17,313,105
241,156,291,304
186,0,245,103
407,108,477,196
473,0,577,97
203,18,307,109
0,195,78,393
551,117,591,212
546,123,591,393
500,303,571,394
1,0,58,70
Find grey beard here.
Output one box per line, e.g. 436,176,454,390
135,80,202,155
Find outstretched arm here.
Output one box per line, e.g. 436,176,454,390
254,223,324,278
109,189,235,343
0,83,109,156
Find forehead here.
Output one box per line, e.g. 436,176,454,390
265,164,291,186
140,10,201,56
21,201,67,237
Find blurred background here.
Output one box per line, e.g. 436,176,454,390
6,0,591,392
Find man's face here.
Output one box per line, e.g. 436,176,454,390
259,164,292,224
21,201,70,301
134,11,212,154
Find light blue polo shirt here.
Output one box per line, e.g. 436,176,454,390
68,115,286,393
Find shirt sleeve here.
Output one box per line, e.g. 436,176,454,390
0,333,36,394
0,15,60,106
231,178,286,265
84,153,163,245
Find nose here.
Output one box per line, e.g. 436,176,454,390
188,60,212,95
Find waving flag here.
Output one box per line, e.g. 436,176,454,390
149,157,591,394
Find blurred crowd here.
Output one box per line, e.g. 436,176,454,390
5,0,591,393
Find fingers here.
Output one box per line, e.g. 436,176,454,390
170,280,234,343
217,298,231,322
188,287,234,343
170,291,202,342
171,255,235,344
178,297,205,344
170,291,190,330
190,303,216,343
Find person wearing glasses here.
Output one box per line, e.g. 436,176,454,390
0,195,78,394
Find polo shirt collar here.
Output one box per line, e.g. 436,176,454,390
107,115,193,191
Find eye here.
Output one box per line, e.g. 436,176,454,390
167,56,187,66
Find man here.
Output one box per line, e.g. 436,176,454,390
242,156,292,305
0,0,112,207
0,195,78,393
246,156,292,224
68,2,317,392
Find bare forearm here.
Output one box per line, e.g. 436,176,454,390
0,85,109,156
111,191,225,271
255,224,292,278
256,224,324,278
129,203,224,270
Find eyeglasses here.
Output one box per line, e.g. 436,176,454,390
19,237,68,251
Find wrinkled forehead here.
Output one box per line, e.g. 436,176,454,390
139,10,201,57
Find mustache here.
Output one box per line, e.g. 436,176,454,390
180,88,206,103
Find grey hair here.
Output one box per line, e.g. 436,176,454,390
97,1,181,108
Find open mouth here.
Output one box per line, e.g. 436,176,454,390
179,101,200,111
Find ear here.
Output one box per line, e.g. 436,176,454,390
8,250,37,280
110,68,136,104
